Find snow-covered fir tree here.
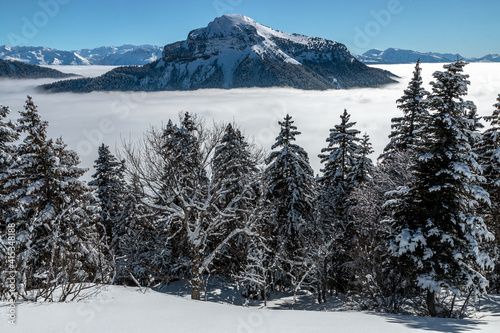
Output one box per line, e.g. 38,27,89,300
263,114,316,290
158,114,208,284
0,104,18,174
211,123,259,276
318,109,361,224
349,133,374,186
0,104,18,299
1,97,110,301
316,109,362,293
381,59,429,161
0,104,18,230
476,94,500,293
89,144,128,253
385,61,494,317
115,173,167,286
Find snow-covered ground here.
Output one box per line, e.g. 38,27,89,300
0,63,499,180
1,281,499,332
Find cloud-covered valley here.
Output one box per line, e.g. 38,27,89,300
1,63,499,179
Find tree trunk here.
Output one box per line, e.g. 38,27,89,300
427,290,437,317
322,260,327,303
191,250,202,300
449,294,456,318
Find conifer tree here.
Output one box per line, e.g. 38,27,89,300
385,61,494,317
349,133,374,186
89,144,128,253
0,104,18,230
1,97,109,301
263,114,316,290
476,94,500,292
211,123,259,275
382,59,429,160
317,109,362,293
116,175,166,286
0,104,18,173
158,113,207,283
318,109,361,224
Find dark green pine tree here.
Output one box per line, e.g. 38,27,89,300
381,59,429,161
89,143,128,252
476,94,500,293
385,61,493,317
211,123,259,275
264,114,316,289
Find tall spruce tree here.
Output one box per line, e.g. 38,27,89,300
0,104,18,174
158,113,207,284
89,144,128,253
1,97,109,301
349,133,374,186
382,59,429,160
385,61,494,317
263,114,316,290
317,109,362,293
211,123,259,276
476,94,500,292
0,104,19,299
0,104,18,230
318,109,361,223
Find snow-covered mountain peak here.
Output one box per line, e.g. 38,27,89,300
187,14,310,45
188,14,266,40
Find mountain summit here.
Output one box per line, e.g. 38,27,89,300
41,15,397,92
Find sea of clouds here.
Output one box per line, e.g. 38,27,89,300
0,63,499,179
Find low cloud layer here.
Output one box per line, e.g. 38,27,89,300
1,63,499,179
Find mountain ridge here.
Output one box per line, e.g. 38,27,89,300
356,47,500,64
0,59,78,79
0,44,162,66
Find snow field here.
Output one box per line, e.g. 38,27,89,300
1,285,500,333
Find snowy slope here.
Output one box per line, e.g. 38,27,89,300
1,285,499,333
40,14,397,92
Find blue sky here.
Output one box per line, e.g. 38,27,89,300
0,0,498,57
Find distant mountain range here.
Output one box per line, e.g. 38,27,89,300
39,15,397,93
2,44,498,68
356,48,500,64
0,44,162,66
0,59,77,79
